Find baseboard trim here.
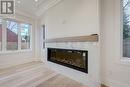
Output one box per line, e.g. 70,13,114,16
103,78,130,87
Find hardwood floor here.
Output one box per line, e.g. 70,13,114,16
37,74,87,87
0,61,42,77
0,62,88,87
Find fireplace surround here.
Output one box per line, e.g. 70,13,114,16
47,48,88,73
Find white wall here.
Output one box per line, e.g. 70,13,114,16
0,13,38,69
40,0,100,87
39,0,100,61
39,0,130,87
101,0,130,87
41,0,100,39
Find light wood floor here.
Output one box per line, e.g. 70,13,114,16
37,74,87,87
0,62,88,87
0,61,43,77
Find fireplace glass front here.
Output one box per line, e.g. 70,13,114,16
47,48,88,73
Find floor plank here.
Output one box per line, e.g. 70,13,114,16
0,62,88,87
0,61,43,76
37,74,87,87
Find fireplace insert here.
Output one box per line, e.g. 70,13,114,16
47,48,88,73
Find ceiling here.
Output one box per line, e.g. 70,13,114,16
15,0,62,18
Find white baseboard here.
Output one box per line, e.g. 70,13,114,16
103,78,130,87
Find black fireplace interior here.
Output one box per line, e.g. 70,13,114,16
47,48,88,73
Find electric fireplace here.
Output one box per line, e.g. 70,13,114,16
47,48,88,73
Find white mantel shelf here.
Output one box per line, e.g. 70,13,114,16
44,34,99,43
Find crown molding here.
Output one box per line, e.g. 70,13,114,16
36,0,63,17
15,9,36,20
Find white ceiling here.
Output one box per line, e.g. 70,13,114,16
15,0,62,18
